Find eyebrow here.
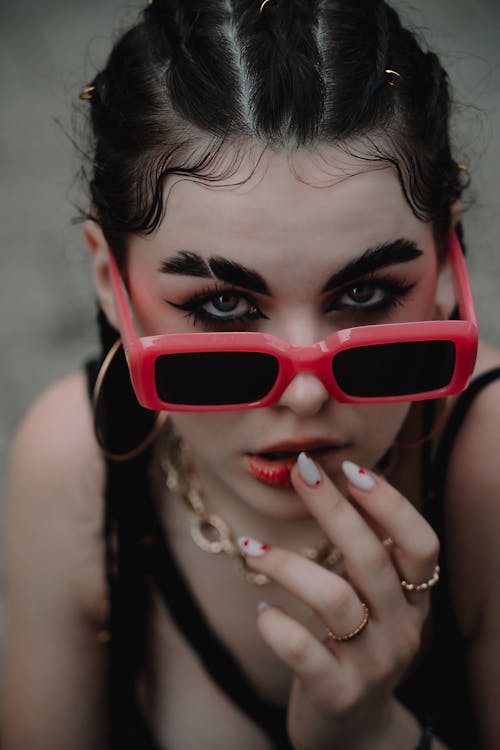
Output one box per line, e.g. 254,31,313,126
159,252,270,294
321,239,423,293
158,238,423,295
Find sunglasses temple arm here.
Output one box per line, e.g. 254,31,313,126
107,249,138,351
450,230,478,327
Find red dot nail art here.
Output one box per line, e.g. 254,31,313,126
237,536,269,557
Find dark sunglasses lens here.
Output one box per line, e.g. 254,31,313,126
332,341,456,397
154,352,279,405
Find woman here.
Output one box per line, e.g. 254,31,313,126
3,1,500,748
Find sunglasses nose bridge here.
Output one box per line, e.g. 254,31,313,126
289,346,326,376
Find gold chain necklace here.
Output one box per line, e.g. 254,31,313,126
161,449,342,586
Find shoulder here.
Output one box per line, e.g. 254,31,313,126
11,371,97,464
5,371,107,624
3,373,110,747
441,340,500,637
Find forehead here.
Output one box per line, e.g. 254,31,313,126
136,145,434,269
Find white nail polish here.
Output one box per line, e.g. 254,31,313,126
257,601,270,614
342,460,375,491
297,452,322,487
237,536,270,556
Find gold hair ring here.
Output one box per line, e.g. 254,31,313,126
326,602,369,642
401,564,440,593
259,0,271,15
457,163,471,183
384,69,402,87
79,84,96,101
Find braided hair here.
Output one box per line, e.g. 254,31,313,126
80,1,469,744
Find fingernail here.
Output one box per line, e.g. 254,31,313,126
297,452,322,487
257,601,270,614
342,460,375,491
237,536,270,556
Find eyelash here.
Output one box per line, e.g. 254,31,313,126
165,276,415,331
166,283,267,330
325,274,415,315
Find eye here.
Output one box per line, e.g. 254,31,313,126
326,277,415,315
341,283,385,307
165,285,267,329
202,291,252,318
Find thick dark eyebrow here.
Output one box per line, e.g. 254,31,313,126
159,251,270,294
159,239,422,296
321,239,423,293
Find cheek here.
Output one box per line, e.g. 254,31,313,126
168,412,244,460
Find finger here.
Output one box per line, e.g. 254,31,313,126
255,602,344,692
288,453,403,613
341,460,439,610
237,537,368,639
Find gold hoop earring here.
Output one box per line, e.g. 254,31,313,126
92,339,168,462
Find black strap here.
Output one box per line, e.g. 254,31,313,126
140,498,293,750
415,366,500,747
432,367,500,495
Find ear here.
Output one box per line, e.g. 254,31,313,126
84,219,120,331
434,201,464,318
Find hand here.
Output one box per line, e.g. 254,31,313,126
238,454,439,750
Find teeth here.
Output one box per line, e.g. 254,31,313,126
262,446,330,461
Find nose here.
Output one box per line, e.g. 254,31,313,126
275,372,331,417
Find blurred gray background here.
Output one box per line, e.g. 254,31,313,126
0,1,499,653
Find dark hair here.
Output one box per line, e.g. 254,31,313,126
83,0,468,263
82,3,469,744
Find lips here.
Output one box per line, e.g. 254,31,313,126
246,439,347,487
246,454,296,486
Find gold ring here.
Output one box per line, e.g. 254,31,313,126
401,564,440,593
326,602,369,642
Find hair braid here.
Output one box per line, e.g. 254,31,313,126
93,308,158,746
243,0,325,142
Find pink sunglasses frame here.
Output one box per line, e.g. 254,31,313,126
108,230,478,412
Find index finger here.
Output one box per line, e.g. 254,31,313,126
290,453,404,609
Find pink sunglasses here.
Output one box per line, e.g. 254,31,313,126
108,231,478,411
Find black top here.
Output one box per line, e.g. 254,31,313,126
89,364,500,749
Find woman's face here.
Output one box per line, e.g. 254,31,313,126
125,147,442,522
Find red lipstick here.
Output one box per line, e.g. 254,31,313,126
246,437,347,487
247,454,295,486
